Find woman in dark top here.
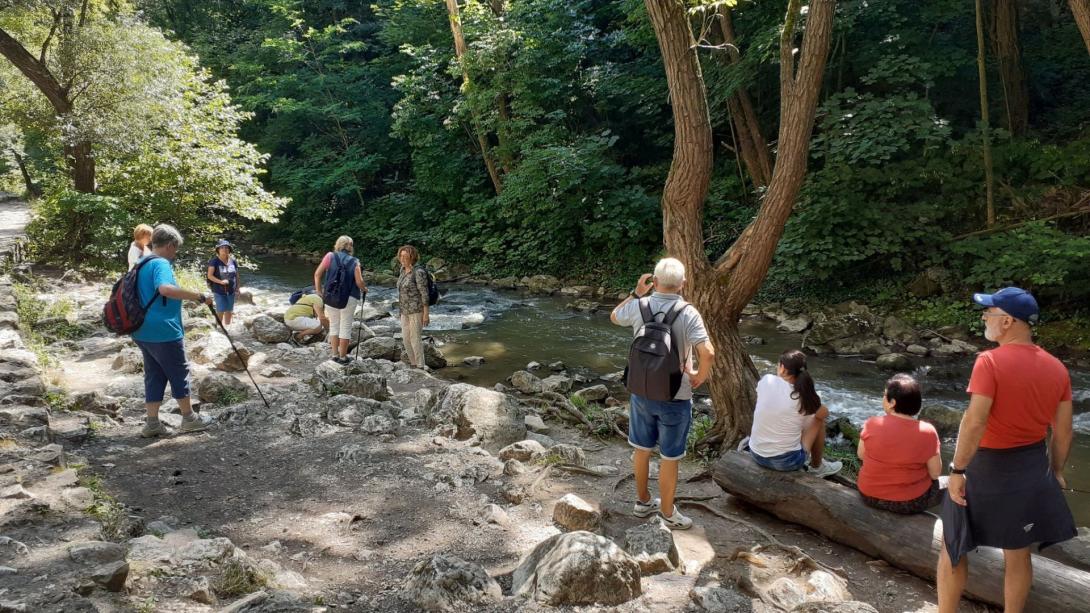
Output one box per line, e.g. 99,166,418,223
206,239,241,325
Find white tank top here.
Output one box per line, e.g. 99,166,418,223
749,374,813,457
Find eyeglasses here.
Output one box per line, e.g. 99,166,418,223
980,313,1010,319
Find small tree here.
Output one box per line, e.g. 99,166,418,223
644,0,836,449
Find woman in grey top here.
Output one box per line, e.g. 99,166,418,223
397,245,430,368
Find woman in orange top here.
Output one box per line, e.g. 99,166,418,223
857,373,943,514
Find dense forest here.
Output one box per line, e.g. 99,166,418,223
3,0,1090,331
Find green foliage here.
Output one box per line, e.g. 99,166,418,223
948,222,1090,298
686,413,715,465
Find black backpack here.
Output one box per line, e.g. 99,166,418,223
417,266,440,306
622,298,690,401
324,251,358,309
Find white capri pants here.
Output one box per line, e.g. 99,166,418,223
285,316,320,331
326,297,358,339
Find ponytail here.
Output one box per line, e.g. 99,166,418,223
780,349,821,415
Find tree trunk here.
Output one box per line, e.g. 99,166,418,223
712,452,1090,611
645,0,836,450
715,8,773,188
1070,0,1090,55
975,0,997,227
488,0,516,174
11,150,42,198
444,0,503,195
993,0,1029,135
0,27,96,193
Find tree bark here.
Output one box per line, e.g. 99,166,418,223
975,0,997,227
992,0,1029,135
0,27,95,193
11,150,43,198
714,8,773,188
487,0,516,174
712,452,1090,611
1070,0,1090,55
645,0,836,450
444,0,503,195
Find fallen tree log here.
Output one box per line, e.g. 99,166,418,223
712,451,1090,611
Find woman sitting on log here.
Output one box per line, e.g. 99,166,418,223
857,373,943,514
745,349,842,478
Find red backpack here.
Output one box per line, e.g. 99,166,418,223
103,256,164,335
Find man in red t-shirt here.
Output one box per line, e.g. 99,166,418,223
937,287,1076,613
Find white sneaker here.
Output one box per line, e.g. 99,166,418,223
177,413,214,434
736,436,750,452
659,506,693,530
808,459,843,479
633,497,661,518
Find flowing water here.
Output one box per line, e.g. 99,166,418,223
242,254,1090,525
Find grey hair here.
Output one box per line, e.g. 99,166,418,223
151,224,184,249
654,257,686,290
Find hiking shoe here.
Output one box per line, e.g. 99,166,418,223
177,413,213,434
634,497,661,518
336,356,352,365
736,436,751,452
807,459,843,479
659,506,693,530
140,420,168,438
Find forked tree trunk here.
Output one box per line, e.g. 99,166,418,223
1070,0,1090,55
715,8,773,188
992,0,1029,135
645,0,836,450
11,150,43,198
444,0,503,194
975,0,997,227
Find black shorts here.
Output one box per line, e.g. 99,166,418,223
941,440,1076,565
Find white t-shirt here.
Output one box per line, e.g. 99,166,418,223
613,292,709,400
749,374,813,457
127,242,150,270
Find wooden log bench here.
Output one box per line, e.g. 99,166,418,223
712,451,1090,611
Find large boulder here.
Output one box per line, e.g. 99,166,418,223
624,517,680,574
111,347,144,373
314,361,392,401
526,275,561,295
876,353,912,372
403,554,502,611
777,316,813,334
251,314,292,344
541,374,573,394
573,385,609,403
420,342,447,369
326,396,397,428
919,404,963,437
511,531,641,606
190,333,253,372
510,370,543,394
196,372,249,404
425,383,525,445
882,316,917,344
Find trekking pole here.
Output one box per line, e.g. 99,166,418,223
354,290,367,361
206,302,270,409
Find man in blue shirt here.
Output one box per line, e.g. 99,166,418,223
133,224,215,437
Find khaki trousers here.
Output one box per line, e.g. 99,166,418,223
400,312,424,367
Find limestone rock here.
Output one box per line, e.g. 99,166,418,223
623,517,680,574
191,333,253,372
524,414,548,433
196,372,249,404
110,347,143,373
690,585,753,612
548,443,586,467
906,344,929,356
777,316,812,334
359,336,401,361
69,391,120,417
498,440,546,462
88,560,128,592
69,542,126,565
251,314,292,344
501,483,527,505
919,405,962,438
882,316,916,343
510,370,543,394
541,374,573,394
420,342,447,369
573,384,609,403
552,493,601,531
425,383,525,445
526,275,561,295
503,460,528,477
403,554,502,611
511,531,641,605
876,353,912,372
61,487,95,509
463,356,485,367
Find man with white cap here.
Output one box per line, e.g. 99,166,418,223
936,287,1076,612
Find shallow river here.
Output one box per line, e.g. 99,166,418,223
242,255,1090,525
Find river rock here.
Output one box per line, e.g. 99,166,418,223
70,391,120,417
493,276,518,289
624,517,680,574
560,286,595,297
777,316,812,334
420,342,448,369
527,275,561,295
463,356,485,367
498,440,546,462
403,554,502,611
918,405,962,437
511,531,641,605
190,333,253,371
251,314,292,344
425,383,525,445
882,315,916,343
196,372,249,404
690,585,753,612
510,370,543,394
573,384,609,403
111,347,143,373
553,493,601,531
541,374,573,394
567,299,600,313
359,337,401,361
931,339,978,358
876,353,912,371
907,344,930,356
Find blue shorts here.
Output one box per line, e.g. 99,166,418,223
213,292,236,313
628,394,693,460
135,339,192,402
751,447,807,471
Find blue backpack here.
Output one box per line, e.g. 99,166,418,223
289,286,313,305
323,251,357,309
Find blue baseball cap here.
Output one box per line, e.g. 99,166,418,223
972,287,1039,324
215,239,234,251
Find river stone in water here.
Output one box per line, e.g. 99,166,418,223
511,531,641,605
425,383,525,445
918,405,962,437
196,372,249,404
876,352,912,371
624,517,680,574
510,370,543,394
251,314,292,344
777,316,812,334
403,554,501,611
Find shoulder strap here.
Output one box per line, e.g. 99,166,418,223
662,300,690,326
638,297,654,324
134,256,163,309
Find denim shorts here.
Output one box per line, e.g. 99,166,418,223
628,393,693,460
135,339,191,402
750,447,808,471
213,292,236,313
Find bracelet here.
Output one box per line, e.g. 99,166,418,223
949,462,966,475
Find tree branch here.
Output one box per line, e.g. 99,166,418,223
40,9,61,65
0,27,71,114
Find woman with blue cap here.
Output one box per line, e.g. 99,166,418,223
206,239,242,325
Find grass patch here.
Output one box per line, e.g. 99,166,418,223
44,388,70,412
686,414,716,465
533,452,566,467
216,388,249,406
569,393,588,411
213,558,268,597
824,444,862,481
81,472,128,541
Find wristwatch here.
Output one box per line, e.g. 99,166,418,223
949,462,966,475
629,291,639,299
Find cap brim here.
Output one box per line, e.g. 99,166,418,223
972,293,995,307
